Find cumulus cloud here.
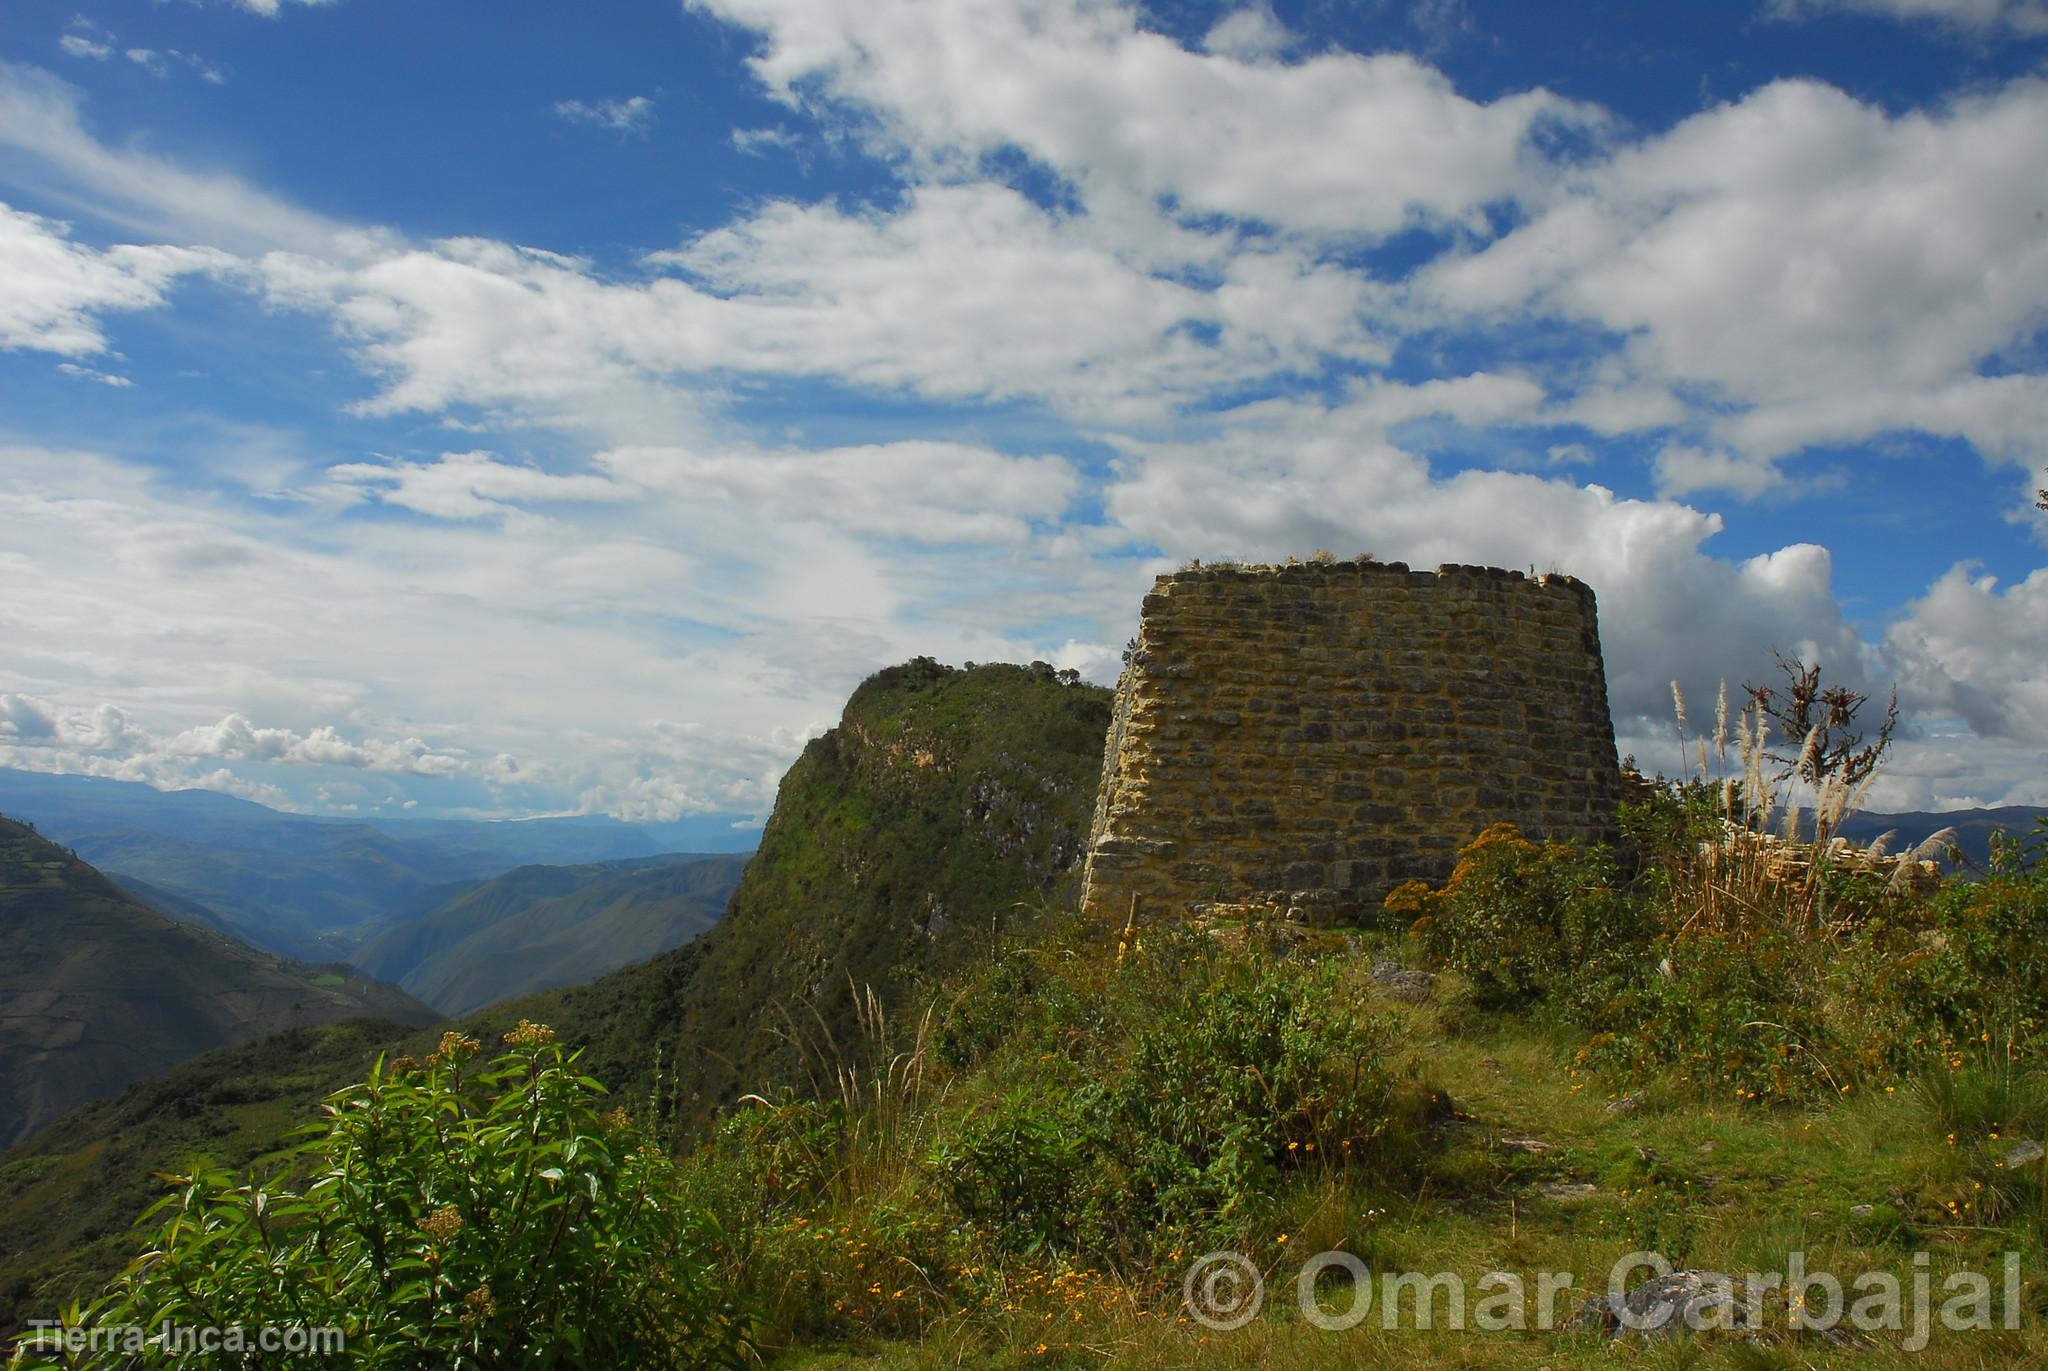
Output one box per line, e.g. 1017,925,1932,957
166,714,467,775
1887,565,2048,743
0,689,470,780
0,202,228,355
1098,400,1869,734
553,95,655,134
1423,78,2048,473
690,0,1605,239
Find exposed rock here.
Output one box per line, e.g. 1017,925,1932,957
1369,957,1435,1003
1539,1181,1598,1202
1604,1089,1646,1115
1566,1269,1757,1340
2003,1139,2045,1169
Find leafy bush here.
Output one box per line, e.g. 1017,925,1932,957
1580,929,1844,1103
10,1024,752,1370
928,937,1413,1265
1892,857,2048,1047
929,1087,1086,1257
1389,824,1651,1012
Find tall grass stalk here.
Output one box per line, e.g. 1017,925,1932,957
1661,680,1943,940
769,978,941,1200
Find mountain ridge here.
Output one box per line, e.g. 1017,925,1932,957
0,814,440,1150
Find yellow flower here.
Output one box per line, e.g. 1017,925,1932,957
429,1031,481,1065
418,1204,464,1243
461,1283,496,1326
503,1019,556,1048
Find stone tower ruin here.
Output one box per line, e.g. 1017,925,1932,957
1079,559,1624,925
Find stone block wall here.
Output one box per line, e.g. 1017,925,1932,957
1079,559,1623,925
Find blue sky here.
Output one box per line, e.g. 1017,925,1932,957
2,0,2045,822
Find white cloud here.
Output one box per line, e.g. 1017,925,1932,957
123,47,228,84
1766,0,2048,35
59,24,112,61
1202,6,1294,60
165,714,466,775
599,440,1078,546
688,0,1605,239
1652,445,1787,500
0,63,363,255
262,185,1386,428
55,360,134,386
0,202,228,355
1887,565,2048,743
1099,400,1870,734
1423,78,2048,473
225,0,338,16
731,125,800,156
553,95,655,134
328,450,637,524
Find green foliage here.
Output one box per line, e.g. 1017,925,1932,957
9,1025,751,1370
1390,824,1651,1012
931,951,1049,1070
472,659,1113,1143
1395,794,2048,1107
1582,929,1842,1103
929,934,1410,1266
1893,851,2048,1046
930,1088,1087,1257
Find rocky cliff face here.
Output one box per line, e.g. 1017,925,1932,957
472,658,1114,1127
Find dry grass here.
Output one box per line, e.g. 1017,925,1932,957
1667,682,1952,939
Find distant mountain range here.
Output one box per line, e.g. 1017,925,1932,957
352,852,749,1015
0,815,439,1148
1833,804,2046,871
0,768,757,962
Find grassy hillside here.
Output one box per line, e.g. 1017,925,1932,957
0,658,1111,1339
18,824,2048,1367
363,852,749,1014
470,657,1114,1129
0,815,439,1149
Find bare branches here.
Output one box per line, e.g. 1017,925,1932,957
1742,653,1897,791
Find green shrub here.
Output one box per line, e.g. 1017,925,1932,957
932,950,1047,1069
1581,929,1845,1103
10,1024,752,1370
927,1087,1086,1257
928,939,1407,1266
1390,824,1652,1012
1897,868,2048,1047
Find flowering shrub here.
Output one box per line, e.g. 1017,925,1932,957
1390,824,1649,1012
11,1023,752,1370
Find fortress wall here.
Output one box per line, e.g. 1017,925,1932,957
1078,559,1623,925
